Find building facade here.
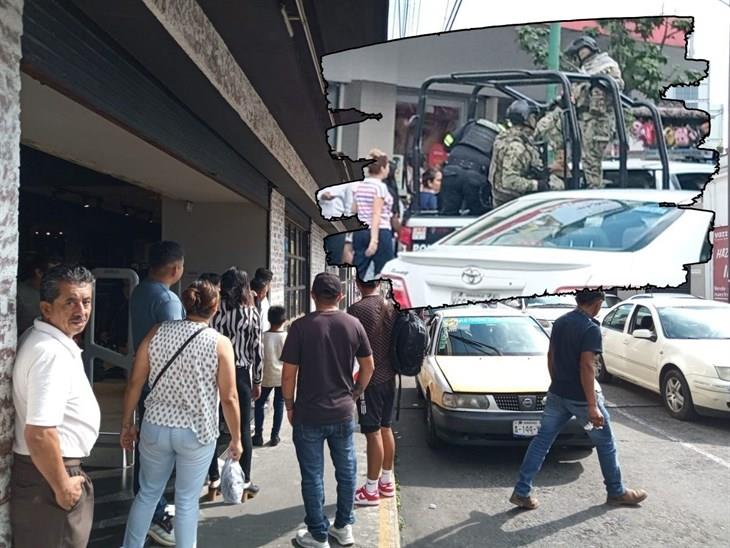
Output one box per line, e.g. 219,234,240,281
0,0,387,540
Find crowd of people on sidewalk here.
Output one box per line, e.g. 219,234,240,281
9,237,649,548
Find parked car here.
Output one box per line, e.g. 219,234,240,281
625,292,699,301
599,297,730,420
416,305,591,447
383,189,713,309
507,293,621,333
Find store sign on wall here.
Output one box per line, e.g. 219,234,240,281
713,226,729,302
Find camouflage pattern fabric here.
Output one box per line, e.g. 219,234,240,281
534,52,624,188
489,125,563,208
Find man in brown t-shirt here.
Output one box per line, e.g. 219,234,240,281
347,278,398,507
281,272,375,548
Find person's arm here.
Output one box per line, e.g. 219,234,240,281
120,326,159,449
366,196,384,257
24,352,84,510
580,325,604,428
502,142,540,194
25,426,85,510
251,309,263,400
217,335,242,460
281,362,298,426
547,339,555,382
353,355,374,400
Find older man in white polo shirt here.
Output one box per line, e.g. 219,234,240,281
11,264,101,548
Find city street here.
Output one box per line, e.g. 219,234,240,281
394,376,730,547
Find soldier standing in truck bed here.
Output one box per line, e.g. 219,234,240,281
535,36,624,188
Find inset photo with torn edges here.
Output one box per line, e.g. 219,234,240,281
320,16,724,309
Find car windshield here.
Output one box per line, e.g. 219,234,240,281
437,316,549,357
656,307,730,339
439,198,681,251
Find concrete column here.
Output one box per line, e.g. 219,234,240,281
268,190,286,308
485,96,499,122
339,80,397,161
0,0,24,540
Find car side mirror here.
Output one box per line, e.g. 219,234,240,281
632,328,656,341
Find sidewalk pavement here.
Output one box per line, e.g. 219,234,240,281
196,412,401,548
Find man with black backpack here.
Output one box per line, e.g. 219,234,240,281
347,278,399,507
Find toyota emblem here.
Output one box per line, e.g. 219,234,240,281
461,267,483,286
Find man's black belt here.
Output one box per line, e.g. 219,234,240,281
445,159,487,173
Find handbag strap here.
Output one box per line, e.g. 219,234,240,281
150,325,207,392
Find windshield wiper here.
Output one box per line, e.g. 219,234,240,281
448,334,503,356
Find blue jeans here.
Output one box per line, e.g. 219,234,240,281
352,228,395,281
293,419,357,542
123,422,215,548
514,391,625,498
254,386,284,439
134,385,167,522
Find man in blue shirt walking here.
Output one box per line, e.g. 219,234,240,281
129,241,185,546
510,289,647,510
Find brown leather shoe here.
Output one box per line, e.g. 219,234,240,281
607,488,648,506
509,491,539,510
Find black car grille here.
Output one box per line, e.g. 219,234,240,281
493,394,546,412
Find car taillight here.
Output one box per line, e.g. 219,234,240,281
399,226,413,249
385,275,412,308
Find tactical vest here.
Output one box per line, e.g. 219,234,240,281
450,120,498,163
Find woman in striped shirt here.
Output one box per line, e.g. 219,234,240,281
352,149,395,280
212,268,262,498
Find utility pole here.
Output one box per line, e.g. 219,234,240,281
547,22,561,101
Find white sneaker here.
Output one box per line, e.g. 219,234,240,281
147,521,175,547
328,522,354,546
294,528,330,548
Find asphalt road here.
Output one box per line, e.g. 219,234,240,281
393,376,730,548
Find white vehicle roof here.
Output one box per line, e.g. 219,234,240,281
434,304,528,318
627,297,729,308
517,188,699,204
602,159,717,174
626,293,699,300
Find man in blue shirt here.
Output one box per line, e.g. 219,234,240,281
510,289,647,510
129,241,185,546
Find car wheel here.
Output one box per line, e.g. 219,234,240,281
595,355,612,383
661,368,697,421
424,395,443,449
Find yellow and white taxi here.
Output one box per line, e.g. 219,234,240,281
417,305,590,447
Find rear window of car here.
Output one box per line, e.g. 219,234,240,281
675,172,713,191
436,315,549,357
440,198,682,252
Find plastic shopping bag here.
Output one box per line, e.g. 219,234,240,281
220,457,245,504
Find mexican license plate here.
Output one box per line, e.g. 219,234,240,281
513,420,541,438
412,226,427,241
451,291,498,305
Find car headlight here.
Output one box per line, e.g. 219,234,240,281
714,366,730,382
442,392,490,410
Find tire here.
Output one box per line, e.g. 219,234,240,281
424,395,443,449
595,355,613,383
661,368,697,421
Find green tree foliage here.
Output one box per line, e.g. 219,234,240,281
516,18,707,100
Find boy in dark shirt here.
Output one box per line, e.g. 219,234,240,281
281,272,375,548
510,289,647,510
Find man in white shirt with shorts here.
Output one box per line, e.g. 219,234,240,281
11,264,101,548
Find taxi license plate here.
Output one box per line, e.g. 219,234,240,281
513,420,541,438
412,227,427,241
451,291,498,305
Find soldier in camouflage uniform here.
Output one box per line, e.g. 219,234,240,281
535,36,624,188
490,100,564,208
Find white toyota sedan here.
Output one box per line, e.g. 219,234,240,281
598,297,730,420
417,305,590,447
382,189,712,309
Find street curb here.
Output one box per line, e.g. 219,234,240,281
377,484,401,548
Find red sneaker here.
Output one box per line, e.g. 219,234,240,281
354,485,380,506
378,479,395,498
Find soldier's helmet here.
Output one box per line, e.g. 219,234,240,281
565,35,600,58
506,100,539,127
